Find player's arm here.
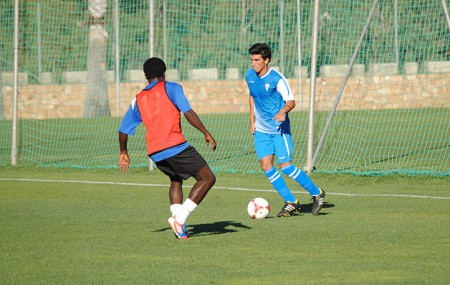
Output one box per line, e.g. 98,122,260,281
279,100,295,115
249,95,256,134
274,78,295,123
118,131,130,172
167,82,216,151
117,99,142,172
184,110,217,151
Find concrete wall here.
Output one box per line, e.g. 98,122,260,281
1,73,449,119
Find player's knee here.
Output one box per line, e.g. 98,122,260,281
259,159,274,171
194,167,215,188
206,173,216,188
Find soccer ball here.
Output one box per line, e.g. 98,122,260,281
247,197,270,219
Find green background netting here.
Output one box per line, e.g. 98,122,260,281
0,0,449,176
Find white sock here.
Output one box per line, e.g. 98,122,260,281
170,204,182,217
175,198,197,225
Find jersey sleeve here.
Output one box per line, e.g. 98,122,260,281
276,76,295,101
118,98,142,135
166,82,192,114
245,69,255,97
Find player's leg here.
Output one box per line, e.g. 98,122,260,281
260,155,296,203
168,164,215,239
280,164,321,196
173,164,215,225
281,162,326,214
168,177,183,217
164,146,215,239
155,147,208,239
187,164,216,204
262,157,301,217
276,133,325,215
255,131,299,217
155,161,190,239
166,177,190,239
154,158,185,216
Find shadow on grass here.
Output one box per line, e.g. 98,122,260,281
189,221,252,236
298,201,334,215
270,201,335,216
155,201,334,238
156,221,252,237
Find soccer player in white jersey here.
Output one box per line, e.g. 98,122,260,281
245,43,326,216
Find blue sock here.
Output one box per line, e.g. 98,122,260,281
281,164,320,196
264,167,296,202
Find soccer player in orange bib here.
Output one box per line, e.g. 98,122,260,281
118,57,216,240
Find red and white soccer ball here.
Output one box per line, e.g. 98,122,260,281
247,197,270,219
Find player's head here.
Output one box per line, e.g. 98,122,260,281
248,43,272,63
143,57,166,81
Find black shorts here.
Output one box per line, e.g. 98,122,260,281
154,146,207,180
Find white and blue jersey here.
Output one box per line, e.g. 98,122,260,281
245,68,294,135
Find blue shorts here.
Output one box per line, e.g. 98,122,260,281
253,131,293,164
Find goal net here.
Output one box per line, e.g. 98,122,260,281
0,0,449,176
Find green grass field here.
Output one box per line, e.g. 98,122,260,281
1,167,449,284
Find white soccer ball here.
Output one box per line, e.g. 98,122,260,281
247,197,270,219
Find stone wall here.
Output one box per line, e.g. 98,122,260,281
1,73,449,119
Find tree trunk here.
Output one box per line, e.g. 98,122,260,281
0,58,4,120
84,0,110,118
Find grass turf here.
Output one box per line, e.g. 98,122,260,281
0,167,449,284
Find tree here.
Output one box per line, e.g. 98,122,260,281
0,57,4,120
84,0,110,117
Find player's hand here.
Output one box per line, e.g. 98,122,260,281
250,122,255,135
118,153,130,172
273,112,286,123
205,134,217,152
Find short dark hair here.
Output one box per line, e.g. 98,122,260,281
143,57,166,79
248,43,272,62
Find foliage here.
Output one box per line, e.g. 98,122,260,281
0,0,449,80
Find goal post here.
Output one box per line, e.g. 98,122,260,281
0,0,449,176
311,0,379,169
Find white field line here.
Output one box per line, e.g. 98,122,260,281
1,177,449,200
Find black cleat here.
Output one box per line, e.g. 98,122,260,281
277,201,301,217
311,188,326,215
